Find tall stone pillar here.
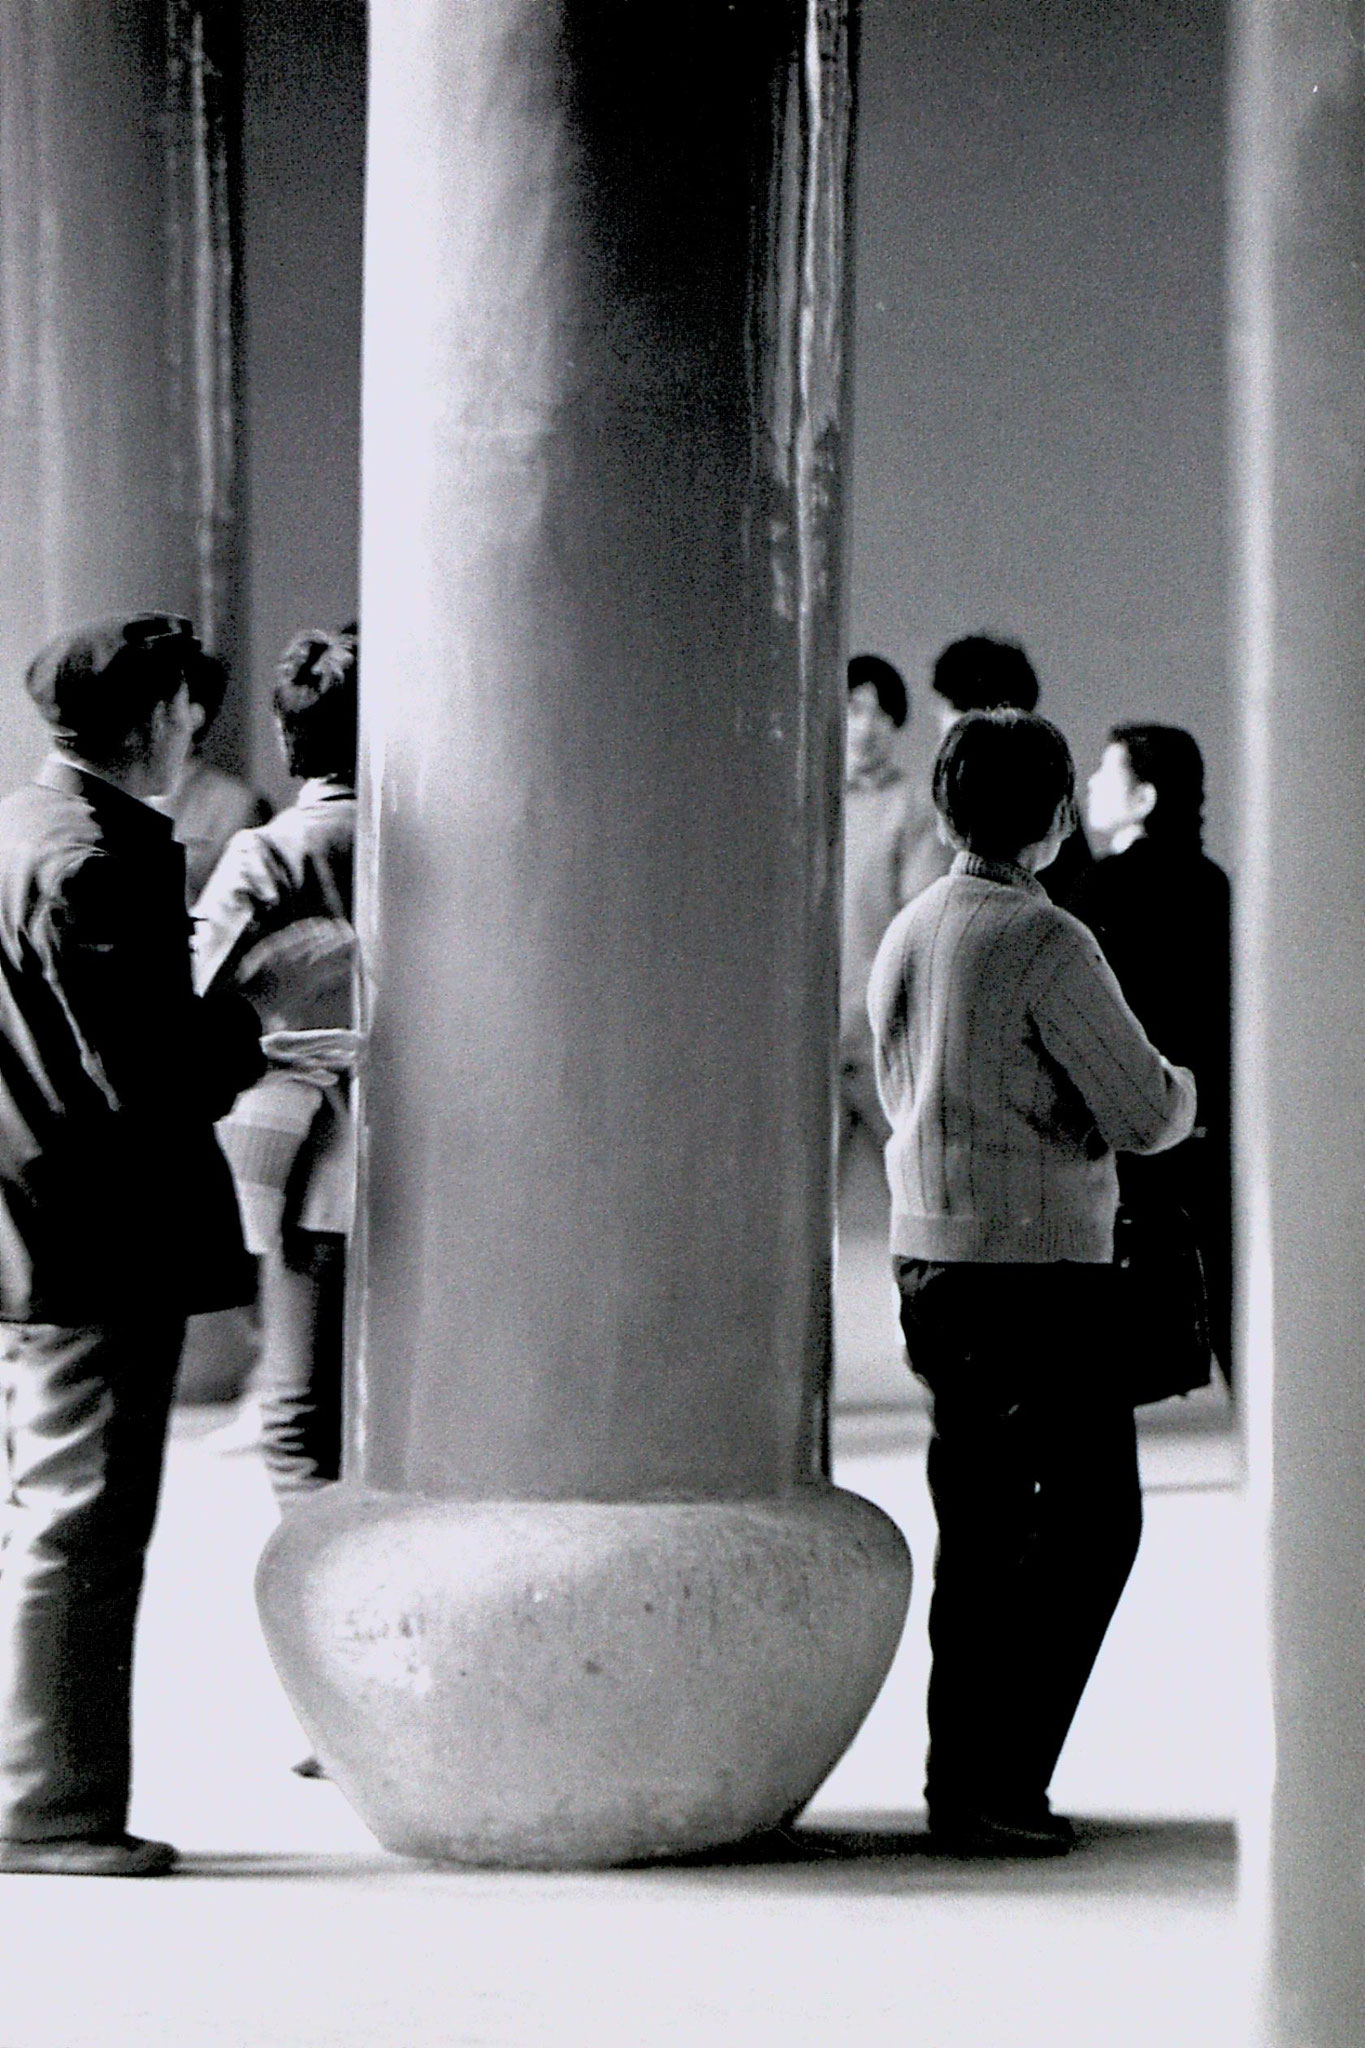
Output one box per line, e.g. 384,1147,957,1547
1231,2,1365,2038
256,0,912,1866
0,0,240,787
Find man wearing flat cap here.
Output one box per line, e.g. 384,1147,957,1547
0,614,263,1877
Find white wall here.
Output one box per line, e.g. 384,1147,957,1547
850,0,1231,867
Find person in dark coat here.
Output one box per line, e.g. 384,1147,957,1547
1083,723,1234,1383
0,614,263,1877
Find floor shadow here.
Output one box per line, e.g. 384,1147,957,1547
176,1816,1235,1898
639,1812,1237,1899
172,1851,412,1881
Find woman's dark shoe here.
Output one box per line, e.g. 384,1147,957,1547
291,1755,328,1779
927,1802,1076,1858
0,1832,177,1877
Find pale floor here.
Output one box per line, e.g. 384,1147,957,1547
0,1190,1255,2048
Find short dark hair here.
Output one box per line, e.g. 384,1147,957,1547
932,709,1076,860
24,613,200,767
273,629,358,782
847,652,908,729
931,634,1040,714
1110,723,1205,847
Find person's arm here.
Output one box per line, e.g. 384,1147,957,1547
192,826,284,997
1030,915,1197,1156
866,904,917,1123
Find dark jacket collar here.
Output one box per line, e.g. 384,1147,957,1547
952,850,1046,897
36,756,176,846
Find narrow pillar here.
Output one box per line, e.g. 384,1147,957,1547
1231,2,1365,2037
0,0,240,785
256,0,912,1866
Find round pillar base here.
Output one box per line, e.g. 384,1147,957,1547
256,1485,911,1867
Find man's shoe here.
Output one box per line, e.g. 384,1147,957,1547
0,1832,178,1877
927,1803,1076,1859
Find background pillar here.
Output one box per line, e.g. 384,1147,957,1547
0,0,241,784
257,0,911,1866
1231,1,1365,2037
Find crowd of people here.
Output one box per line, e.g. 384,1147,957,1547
0,614,358,1875
848,634,1231,1856
0,612,1229,1876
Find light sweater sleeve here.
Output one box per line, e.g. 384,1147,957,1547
1030,916,1197,1156
867,903,915,1121
191,826,284,997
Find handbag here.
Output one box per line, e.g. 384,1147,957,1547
1111,1200,1214,1407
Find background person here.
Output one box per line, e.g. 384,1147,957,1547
840,653,937,1159
1083,723,1233,1383
920,632,1094,914
868,709,1196,1856
156,648,272,906
0,614,263,1876
927,631,1040,737
193,628,359,1503
159,649,274,1406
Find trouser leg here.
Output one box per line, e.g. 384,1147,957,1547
0,1316,183,1841
899,1262,1142,1817
257,1230,345,1501
979,1382,1141,1800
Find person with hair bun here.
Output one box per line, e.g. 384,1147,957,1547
193,627,361,1508
868,709,1196,1857
1084,723,1233,1382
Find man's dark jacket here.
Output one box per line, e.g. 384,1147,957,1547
0,759,264,1324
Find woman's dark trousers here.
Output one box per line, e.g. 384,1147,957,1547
257,1228,345,1501
896,1259,1142,1823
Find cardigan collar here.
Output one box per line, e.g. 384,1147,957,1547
951,849,1046,897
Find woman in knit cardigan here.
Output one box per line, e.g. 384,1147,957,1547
193,630,361,1504
867,710,1196,1858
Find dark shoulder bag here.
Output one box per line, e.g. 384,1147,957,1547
1112,1202,1214,1407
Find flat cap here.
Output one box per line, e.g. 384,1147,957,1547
25,613,200,746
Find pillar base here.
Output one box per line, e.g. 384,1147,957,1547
256,1485,911,1867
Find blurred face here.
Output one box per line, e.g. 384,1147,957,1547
846,683,897,781
1086,741,1152,844
931,692,963,741
144,680,196,795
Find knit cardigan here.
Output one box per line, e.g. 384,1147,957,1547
867,852,1197,1264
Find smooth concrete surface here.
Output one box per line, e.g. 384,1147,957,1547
350,0,853,1498
256,1488,911,1866
1230,1,1365,2038
0,1411,1247,2048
